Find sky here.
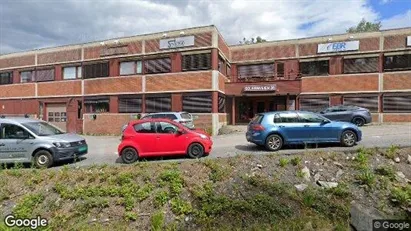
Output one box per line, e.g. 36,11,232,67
0,0,410,55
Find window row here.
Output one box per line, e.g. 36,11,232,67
84,93,226,114
299,94,411,113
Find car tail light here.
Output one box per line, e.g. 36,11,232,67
251,124,265,131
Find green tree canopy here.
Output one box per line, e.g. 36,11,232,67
239,36,267,45
347,18,382,33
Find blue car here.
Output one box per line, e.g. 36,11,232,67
246,111,362,151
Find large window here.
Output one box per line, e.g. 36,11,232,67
145,58,171,74
120,61,142,75
118,96,142,113
83,62,109,79
0,72,12,85
63,66,82,79
218,56,225,74
343,95,379,112
182,92,212,113
35,68,55,82
218,94,225,113
237,63,274,79
84,97,110,113
299,96,329,112
182,53,211,71
300,60,329,76
384,54,411,72
344,57,378,74
20,71,33,83
145,94,171,113
383,94,411,112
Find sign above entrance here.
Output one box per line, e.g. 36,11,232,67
243,84,277,92
160,36,195,49
317,40,359,53
407,36,411,47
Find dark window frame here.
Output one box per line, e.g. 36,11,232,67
0,72,13,85
383,93,411,113
182,92,213,113
299,60,329,77
120,60,143,76
118,95,142,113
182,52,212,71
34,68,55,82
20,70,34,83
145,57,171,74
384,54,411,72
237,63,275,79
145,94,172,113
343,57,379,74
83,62,110,79
84,97,110,113
63,66,82,80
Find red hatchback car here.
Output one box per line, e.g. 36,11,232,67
118,119,213,163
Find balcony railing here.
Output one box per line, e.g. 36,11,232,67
233,73,302,83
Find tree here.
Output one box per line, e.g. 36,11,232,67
239,36,267,45
346,18,382,33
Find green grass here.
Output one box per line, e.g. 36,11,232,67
356,169,376,188
13,193,45,218
385,144,399,159
391,185,411,206
291,156,302,166
203,159,231,182
279,158,289,167
151,210,165,231
375,165,396,180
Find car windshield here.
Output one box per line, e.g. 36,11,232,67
22,122,65,136
181,113,192,119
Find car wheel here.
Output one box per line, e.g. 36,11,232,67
352,117,365,127
121,147,139,164
187,143,204,159
265,134,283,151
33,150,54,168
341,130,357,147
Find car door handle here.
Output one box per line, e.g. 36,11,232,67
0,143,5,146
304,125,310,127
278,125,285,128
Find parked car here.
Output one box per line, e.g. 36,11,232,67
0,116,87,168
319,105,372,126
141,112,195,129
118,118,212,163
246,111,362,151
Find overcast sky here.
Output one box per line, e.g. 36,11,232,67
0,0,410,54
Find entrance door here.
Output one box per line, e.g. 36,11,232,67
46,104,67,131
257,102,265,113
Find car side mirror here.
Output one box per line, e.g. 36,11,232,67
16,131,29,139
321,119,330,124
177,128,184,134
320,111,325,114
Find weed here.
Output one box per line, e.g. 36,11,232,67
291,156,302,166
76,197,109,214
385,145,399,159
357,147,372,156
391,185,411,206
159,169,184,197
327,183,350,198
375,165,396,180
170,198,192,215
136,183,154,201
151,211,165,231
116,172,134,185
279,158,289,167
203,159,230,182
356,169,376,188
302,190,316,207
296,168,305,178
13,193,44,218
154,190,169,207
355,151,369,169
124,212,138,221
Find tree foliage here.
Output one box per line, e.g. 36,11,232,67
347,18,382,33
239,36,267,45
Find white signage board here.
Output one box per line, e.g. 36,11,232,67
317,40,360,53
407,36,411,47
160,36,195,49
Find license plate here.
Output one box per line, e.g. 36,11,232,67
78,146,87,152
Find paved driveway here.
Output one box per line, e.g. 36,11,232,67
70,124,411,167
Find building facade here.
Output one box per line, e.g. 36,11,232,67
0,26,410,135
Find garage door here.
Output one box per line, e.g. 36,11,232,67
46,104,67,131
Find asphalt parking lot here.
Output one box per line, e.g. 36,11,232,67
70,123,411,167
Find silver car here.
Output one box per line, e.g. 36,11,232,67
0,116,87,168
319,105,372,126
141,112,195,129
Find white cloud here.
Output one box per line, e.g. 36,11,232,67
0,0,409,54
380,0,392,5
381,10,411,29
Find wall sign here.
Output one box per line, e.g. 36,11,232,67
243,84,277,92
317,40,360,53
407,36,411,47
160,36,195,49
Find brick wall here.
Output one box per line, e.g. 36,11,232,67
84,76,142,95
83,113,134,135
38,49,81,65
0,55,35,69
0,99,38,115
301,74,379,93
231,45,295,62
192,114,213,131
0,84,36,98
383,72,411,90
384,34,409,50
298,43,317,57
218,73,227,92
383,113,411,122
218,35,230,59
37,80,82,96
145,71,212,92
359,37,380,52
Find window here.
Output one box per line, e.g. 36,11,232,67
118,96,142,113
344,57,378,74
145,94,172,113
218,57,225,74
276,63,284,77
218,94,225,113
237,63,274,79
155,122,178,134
300,60,329,76
384,54,411,71
182,53,211,71
0,72,12,85
182,93,212,113
343,95,379,112
84,97,110,113
0,124,30,139
145,58,171,74
20,71,33,83
299,96,329,112
120,61,142,75
383,94,411,112
83,62,109,79
63,66,82,79
77,100,82,119
298,112,324,123
134,122,155,133
275,112,299,123
150,114,178,120
35,68,55,82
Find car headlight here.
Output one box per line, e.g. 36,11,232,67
53,142,71,148
199,134,208,139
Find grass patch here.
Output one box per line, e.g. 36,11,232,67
375,165,396,180
203,159,231,182
170,198,192,216
391,185,411,207
385,144,399,159
356,169,376,188
291,156,302,166
13,193,44,218
279,158,289,167
151,210,165,231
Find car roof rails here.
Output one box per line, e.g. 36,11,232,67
0,114,30,118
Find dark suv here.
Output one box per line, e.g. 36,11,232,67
319,105,372,126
